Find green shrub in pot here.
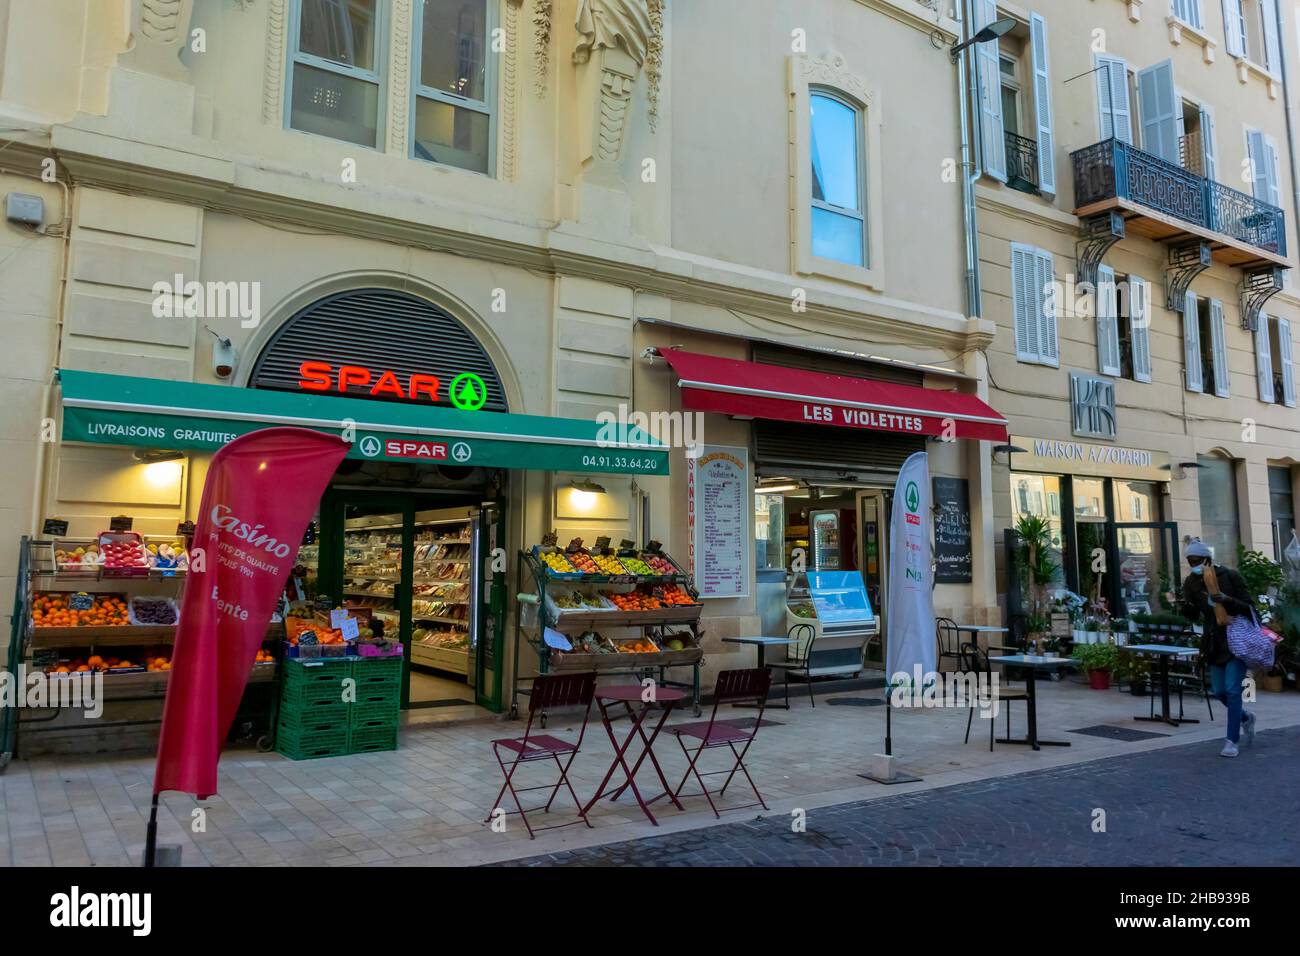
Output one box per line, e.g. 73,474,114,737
1072,642,1118,675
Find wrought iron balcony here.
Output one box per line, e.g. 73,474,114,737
1071,137,1287,266
1004,131,1039,194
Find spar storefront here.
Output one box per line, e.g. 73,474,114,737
637,338,1008,676
9,289,666,756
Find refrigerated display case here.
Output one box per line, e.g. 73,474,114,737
785,570,877,676
809,508,857,571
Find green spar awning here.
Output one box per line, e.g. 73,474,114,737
57,369,669,476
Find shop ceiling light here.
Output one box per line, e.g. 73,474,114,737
757,483,801,494
569,479,607,495
133,449,184,464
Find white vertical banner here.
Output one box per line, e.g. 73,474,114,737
688,445,751,599
885,452,937,688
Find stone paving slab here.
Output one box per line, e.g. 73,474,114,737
3,678,1299,867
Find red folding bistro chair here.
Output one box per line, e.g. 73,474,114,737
666,668,773,818
487,672,597,839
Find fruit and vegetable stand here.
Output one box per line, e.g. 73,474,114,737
511,544,705,719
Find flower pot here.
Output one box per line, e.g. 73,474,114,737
1088,669,1111,690
1073,628,1086,645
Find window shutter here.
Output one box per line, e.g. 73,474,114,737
1184,292,1204,392
1200,104,1217,182
1265,137,1282,207
1280,317,1297,406
1037,249,1059,367
1175,0,1205,28
1096,265,1122,376
1030,13,1056,194
975,0,1007,181
1210,299,1230,397
1130,276,1153,382
1223,0,1246,58
1262,0,1281,72
1011,245,1038,361
1096,56,1132,143
1247,130,1269,201
1138,60,1180,164
1257,313,1276,402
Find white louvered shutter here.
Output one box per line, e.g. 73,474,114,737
1257,313,1276,402
1262,0,1281,73
1210,300,1230,397
1012,244,1038,361
1096,56,1132,143
975,0,1007,181
1097,265,1122,376
1037,249,1059,367
1280,317,1296,406
1248,130,1270,200
1200,104,1217,182
1130,276,1153,383
1265,137,1282,207
1223,0,1246,58
1184,292,1204,392
1138,60,1180,164
1030,13,1055,194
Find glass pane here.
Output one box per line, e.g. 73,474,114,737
1113,480,1157,522
299,0,377,72
811,207,864,266
343,508,404,637
1010,473,1066,588
1196,455,1240,566
414,96,490,173
1077,522,1108,610
1117,526,1164,616
1074,477,1107,520
291,62,379,147
755,493,785,571
420,0,487,102
810,93,860,210
1001,85,1019,136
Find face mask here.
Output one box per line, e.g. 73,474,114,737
1190,565,1205,576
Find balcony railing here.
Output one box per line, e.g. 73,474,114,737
1071,138,1287,258
1004,131,1039,193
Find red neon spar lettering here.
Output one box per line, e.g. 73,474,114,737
298,361,441,402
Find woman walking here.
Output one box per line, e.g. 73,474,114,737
1171,541,1257,757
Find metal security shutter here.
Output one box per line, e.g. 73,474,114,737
250,288,508,411
754,420,924,478
750,344,924,387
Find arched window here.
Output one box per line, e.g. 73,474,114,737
809,90,867,268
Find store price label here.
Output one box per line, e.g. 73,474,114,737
340,617,360,640
329,608,350,628
314,595,333,612
69,592,95,611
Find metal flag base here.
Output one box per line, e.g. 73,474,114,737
859,694,923,784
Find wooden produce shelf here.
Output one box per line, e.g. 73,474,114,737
30,625,177,648
549,606,702,630
92,662,276,701
411,643,469,673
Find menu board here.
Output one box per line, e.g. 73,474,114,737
933,476,972,584
689,445,750,598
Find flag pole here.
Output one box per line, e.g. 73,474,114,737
143,794,159,868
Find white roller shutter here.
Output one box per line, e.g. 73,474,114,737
1210,299,1230,397
1030,13,1055,194
1036,249,1059,367
975,0,1007,181
1130,275,1153,383
1223,0,1246,58
1138,60,1180,164
1097,265,1122,376
1184,292,1204,392
1280,317,1296,406
1257,313,1276,402
1096,55,1132,143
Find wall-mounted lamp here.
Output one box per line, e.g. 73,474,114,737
1160,461,1204,480
991,443,1027,464
569,479,607,495
949,16,1016,62
133,449,184,464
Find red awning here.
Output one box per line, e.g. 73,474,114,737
659,349,1008,442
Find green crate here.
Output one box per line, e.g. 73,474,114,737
281,677,350,707
276,726,348,761
278,703,348,735
347,724,398,754
349,700,399,727
282,658,352,685
352,657,401,687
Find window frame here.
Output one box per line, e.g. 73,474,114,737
808,87,869,268
284,0,389,150
410,0,500,177
1172,0,1204,30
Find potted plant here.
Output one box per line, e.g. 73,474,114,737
1110,615,1130,646
1015,515,1059,652
1073,642,1118,690
1083,619,1102,645
1112,648,1149,696
1236,546,1285,691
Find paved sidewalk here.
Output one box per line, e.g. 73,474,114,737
3,678,1299,866
501,727,1300,866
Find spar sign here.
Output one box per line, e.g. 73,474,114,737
885,452,936,683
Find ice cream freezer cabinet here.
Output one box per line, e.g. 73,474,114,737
784,571,878,676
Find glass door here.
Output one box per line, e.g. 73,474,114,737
1113,522,1180,618
472,501,506,711
856,490,886,664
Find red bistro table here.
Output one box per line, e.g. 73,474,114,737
582,684,687,826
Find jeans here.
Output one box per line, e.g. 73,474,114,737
1209,657,1251,743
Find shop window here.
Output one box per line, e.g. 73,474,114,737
1011,472,1066,587
413,0,495,175
1114,480,1159,522
288,0,384,148
810,90,867,268
1269,465,1295,560
1196,454,1241,567
1073,477,1107,520
755,492,786,571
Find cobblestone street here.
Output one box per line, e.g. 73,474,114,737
502,727,1300,867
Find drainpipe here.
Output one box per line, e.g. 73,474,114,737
1273,0,1300,265
957,0,984,319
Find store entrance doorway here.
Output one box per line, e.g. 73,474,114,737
856,490,889,664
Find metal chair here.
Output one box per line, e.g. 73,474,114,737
1153,656,1215,723
961,641,1030,752
767,622,817,708
936,617,963,671
666,668,773,818
486,671,597,839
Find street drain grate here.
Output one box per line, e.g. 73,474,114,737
825,697,884,707
1068,724,1169,741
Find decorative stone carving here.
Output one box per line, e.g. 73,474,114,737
503,0,524,178
387,0,413,153
533,0,552,97
120,0,196,79
798,51,877,110
262,0,288,123
573,0,653,66
572,0,661,163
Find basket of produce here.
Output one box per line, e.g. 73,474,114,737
639,550,687,578
534,547,585,579
97,531,150,576
355,640,404,658
549,630,616,669
52,541,102,573
601,584,702,621
610,635,664,666
127,596,180,627
545,588,616,619
650,628,704,665
31,592,129,630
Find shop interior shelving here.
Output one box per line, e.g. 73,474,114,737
512,548,704,719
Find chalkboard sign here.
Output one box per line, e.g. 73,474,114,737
933,477,972,584
43,518,69,536
69,592,95,611
314,594,333,612
176,520,196,538
109,515,134,532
